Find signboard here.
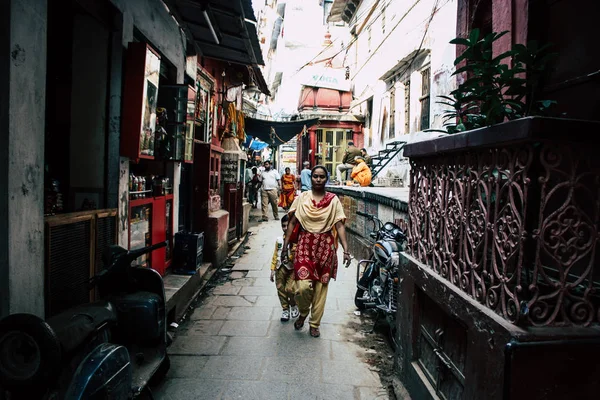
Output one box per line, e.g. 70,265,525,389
281,152,296,163
221,153,239,184
300,66,351,91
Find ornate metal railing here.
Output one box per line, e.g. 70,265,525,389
405,118,600,327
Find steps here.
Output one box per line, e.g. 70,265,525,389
370,140,407,179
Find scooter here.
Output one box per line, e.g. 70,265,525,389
0,242,170,399
354,211,406,348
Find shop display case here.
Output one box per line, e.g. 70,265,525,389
157,85,195,163
128,194,174,276
129,200,153,268
121,42,161,162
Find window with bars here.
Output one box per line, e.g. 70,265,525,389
420,67,431,131
389,86,396,139
404,80,411,134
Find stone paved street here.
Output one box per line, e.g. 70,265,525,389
153,207,391,400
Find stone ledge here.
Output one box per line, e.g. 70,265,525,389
327,185,410,212
404,116,600,158
165,262,213,322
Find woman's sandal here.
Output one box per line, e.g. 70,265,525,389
294,315,307,330
309,327,320,338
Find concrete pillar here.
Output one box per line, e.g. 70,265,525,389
107,13,125,209
0,0,47,318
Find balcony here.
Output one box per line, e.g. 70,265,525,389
397,117,600,400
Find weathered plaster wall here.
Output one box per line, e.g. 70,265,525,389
111,0,186,73
348,0,458,180
0,0,47,317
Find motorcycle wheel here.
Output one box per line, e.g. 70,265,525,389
0,314,61,393
354,276,370,310
354,289,367,310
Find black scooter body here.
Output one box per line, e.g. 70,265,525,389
0,243,169,399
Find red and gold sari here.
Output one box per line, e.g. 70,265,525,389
288,191,346,284
278,173,296,209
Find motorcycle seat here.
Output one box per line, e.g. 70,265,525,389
46,301,117,353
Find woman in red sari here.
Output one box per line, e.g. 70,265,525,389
281,165,350,337
278,167,296,211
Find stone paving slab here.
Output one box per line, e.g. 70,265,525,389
225,306,273,321
245,269,272,278
221,380,291,400
230,277,256,286
221,337,278,357
211,306,232,320
231,261,263,271
212,284,242,295
167,356,210,378
238,285,276,296
254,295,284,308
200,356,265,380
210,295,257,307
189,305,216,320
287,382,356,400
260,356,322,384
168,335,227,356
154,378,226,400
178,320,224,336
219,320,270,337
322,359,381,387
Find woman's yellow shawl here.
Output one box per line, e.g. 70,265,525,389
288,191,346,235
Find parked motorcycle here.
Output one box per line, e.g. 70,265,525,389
0,242,170,399
354,211,407,348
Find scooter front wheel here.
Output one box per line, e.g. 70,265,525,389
0,314,61,394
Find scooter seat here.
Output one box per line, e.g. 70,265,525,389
47,301,117,353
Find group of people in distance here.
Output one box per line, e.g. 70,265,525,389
244,140,372,221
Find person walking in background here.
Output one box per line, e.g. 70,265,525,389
300,161,312,192
248,167,260,208
278,167,296,211
351,156,372,187
281,165,351,338
270,215,300,322
336,141,362,182
360,148,372,166
244,163,253,199
259,160,281,221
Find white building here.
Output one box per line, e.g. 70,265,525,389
328,0,458,182
255,0,351,118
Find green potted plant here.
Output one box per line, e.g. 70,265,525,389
431,28,558,134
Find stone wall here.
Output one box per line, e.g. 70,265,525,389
328,187,409,261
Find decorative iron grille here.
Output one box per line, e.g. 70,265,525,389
408,141,600,327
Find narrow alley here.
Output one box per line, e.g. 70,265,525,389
153,207,395,400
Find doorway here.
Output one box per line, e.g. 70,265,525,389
316,129,353,176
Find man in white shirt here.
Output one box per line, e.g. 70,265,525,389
259,160,281,221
